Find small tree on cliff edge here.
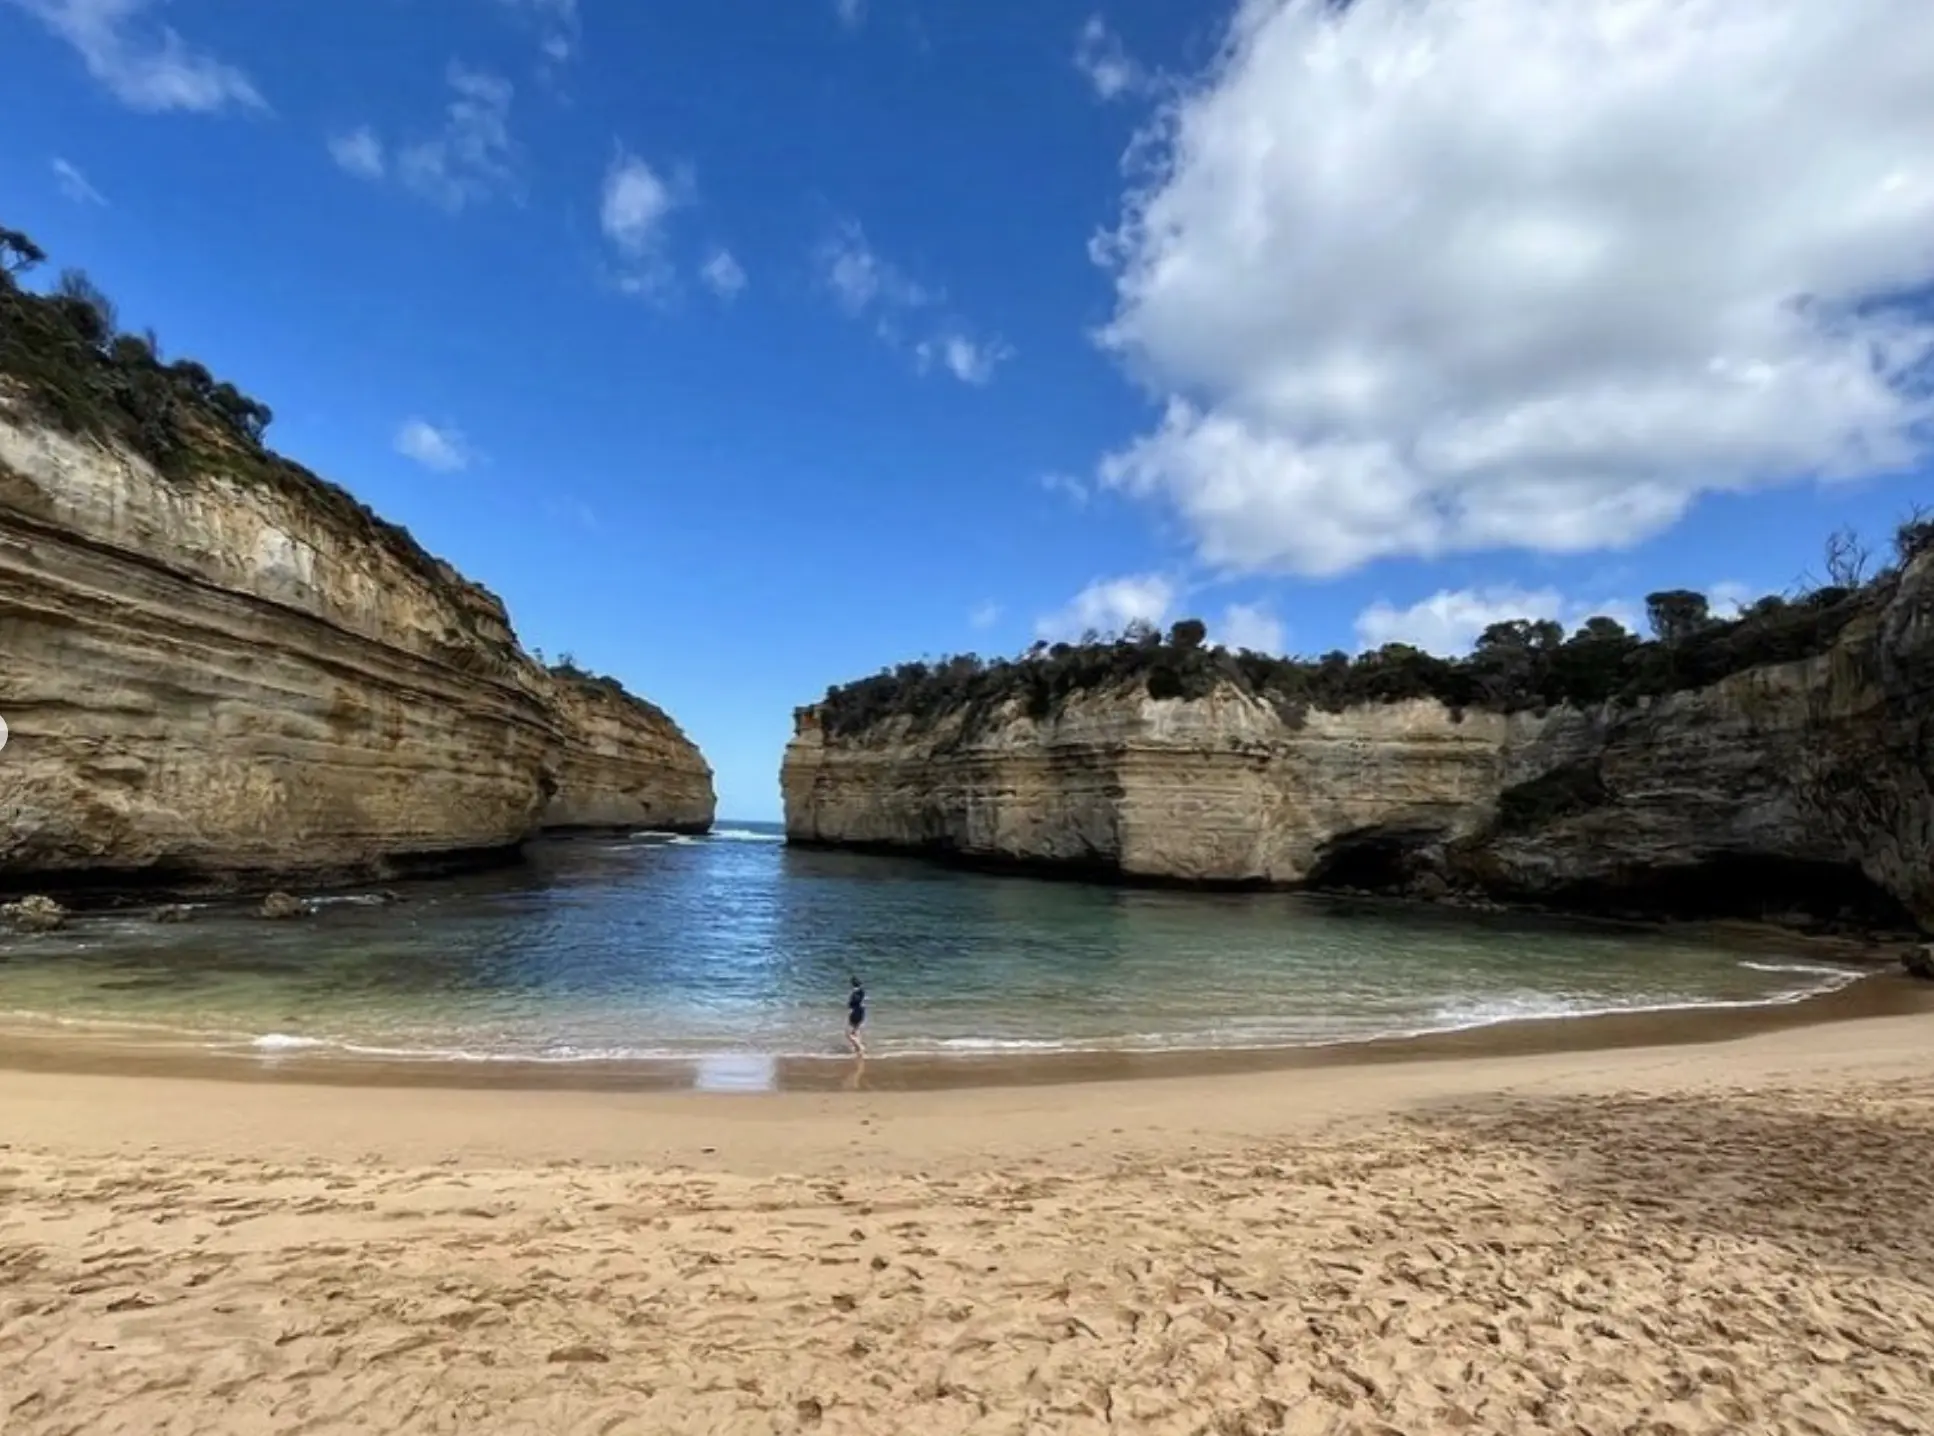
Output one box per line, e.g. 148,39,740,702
1645,590,1712,644
0,226,46,279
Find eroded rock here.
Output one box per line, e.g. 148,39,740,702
1,894,66,933
258,891,309,920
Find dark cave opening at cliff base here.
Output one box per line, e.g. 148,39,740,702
1522,854,1920,931
1303,826,1443,894
1304,828,1919,933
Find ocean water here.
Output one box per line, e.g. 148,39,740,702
0,821,1866,1069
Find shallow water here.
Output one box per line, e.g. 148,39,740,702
0,823,1866,1064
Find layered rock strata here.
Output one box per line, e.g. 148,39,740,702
0,400,712,895
783,554,1934,932
538,670,714,833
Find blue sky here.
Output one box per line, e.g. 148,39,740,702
3,0,1931,821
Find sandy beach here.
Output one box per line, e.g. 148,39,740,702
5,1006,1934,1435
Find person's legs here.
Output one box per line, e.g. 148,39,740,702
846,1021,866,1057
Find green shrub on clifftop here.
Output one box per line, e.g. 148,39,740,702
0,220,476,615
816,533,1916,739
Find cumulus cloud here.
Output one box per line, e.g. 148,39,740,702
1074,15,1146,101
51,156,105,205
7,0,263,112
699,248,747,300
968,601,1002,630
1354,586,1641,657
327,126,385,180
601,152,674,251
599,149,688,296
394,419,471,473
1215,601,1284,654
1091,0,1934,579
1036,574,1176,640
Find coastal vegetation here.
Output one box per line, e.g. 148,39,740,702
817,519,1934,739
0,221,465,604
542,653,679,729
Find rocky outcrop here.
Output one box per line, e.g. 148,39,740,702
2,895,67,932
784,552,1934,933
784,691,1521,882
539,669,715,833
1452,556,1934,929
0,398,714,897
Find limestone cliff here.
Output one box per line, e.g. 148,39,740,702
783,553,1934,932
0,397,714,895
538,668,715,833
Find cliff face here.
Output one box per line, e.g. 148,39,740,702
539,671,715,833
0,399,713,894
784,692,1522,883
783,552,1934,931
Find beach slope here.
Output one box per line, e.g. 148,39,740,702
3,1014,1932,1434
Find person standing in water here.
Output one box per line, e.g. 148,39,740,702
845,974,867,1057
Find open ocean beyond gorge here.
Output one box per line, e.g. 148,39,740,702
0,822,1870,1077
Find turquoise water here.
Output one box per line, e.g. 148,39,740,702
0,822,1865,1066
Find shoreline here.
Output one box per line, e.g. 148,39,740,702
0,998,1929,1176
6,1001,1931,1432
2,965,1925,1095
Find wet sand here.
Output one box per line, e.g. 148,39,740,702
0,960,1924,1095
4,1001,1934,1433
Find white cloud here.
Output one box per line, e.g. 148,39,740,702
1354,586,1640,658
394,419,471,473
1707,580,1756,619
1074,15,1146,101
391,63,519,213
1091,0,1934,579
601,152,673,250
968,601,1002,630
834,0,864,30
915,332,1014,386
7,0,263,112
599,149,688,297
327,126,385,180
818,222,1007,383
818,221,931,314
51,156,105,205
1036,573,1176,641
1215,602,1284,654
700,247,747,300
